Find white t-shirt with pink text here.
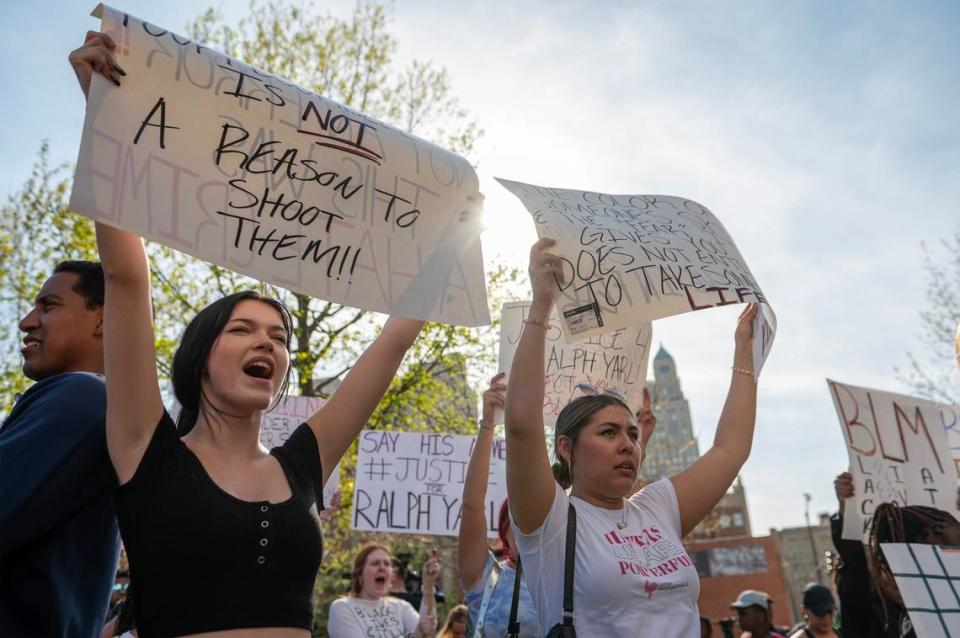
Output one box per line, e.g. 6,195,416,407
512,479,700,638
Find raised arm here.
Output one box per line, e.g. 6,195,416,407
71,32,164,483
308,317,423,485
458,373,506,589
413,549,440,638
505,239,564,533
670,303,758,536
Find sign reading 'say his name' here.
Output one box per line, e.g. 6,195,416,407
352,430,506,538
498,300,651,428
70,4,489,326
496,178,776,373
828,379,960,542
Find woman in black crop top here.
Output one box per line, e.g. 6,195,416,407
71,34,427,638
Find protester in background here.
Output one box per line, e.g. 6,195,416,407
832,472,911,638
788,583,841,638
390,557,416,605
328,544,440,637
0,260,121,638
731,590,785,638
505,238,761,636
865,502,960,638
458,373,540,637
437,604,469,638
71,32,425,638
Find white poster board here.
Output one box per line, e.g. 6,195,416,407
828,380,960,541
497,300,651,428
881,543,960,638
70,4,489,326
937,403,960,479
496,178,776,373
260,395,339,506
352,430,506,537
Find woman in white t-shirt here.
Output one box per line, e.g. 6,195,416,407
327,544,439,638
504,238,762,638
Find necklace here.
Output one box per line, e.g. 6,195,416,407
609,500,628,529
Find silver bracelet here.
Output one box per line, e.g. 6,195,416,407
522,318,549,329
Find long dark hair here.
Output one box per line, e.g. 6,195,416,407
552,394,632,488
172,291,293,434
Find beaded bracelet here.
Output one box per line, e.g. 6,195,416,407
731,366,755,379
523,318,549,329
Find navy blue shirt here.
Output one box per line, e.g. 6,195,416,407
1,372,121,638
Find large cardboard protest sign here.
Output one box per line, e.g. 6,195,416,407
498,300,651,428
937,403,960,479
260,396,339,506
496,178,776,373
352,430,506,538
881,543,960,638
70,4,489,326
828,380,960,541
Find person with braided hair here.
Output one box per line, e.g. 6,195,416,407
864,502,960,637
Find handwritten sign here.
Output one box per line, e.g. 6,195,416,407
497,300,651,428
260,395,339,506
938,402,960,480
352,430,506,537
881,543,960,638
496,178,776,373
70,4,489,326
828,380,960,541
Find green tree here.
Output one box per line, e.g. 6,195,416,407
897,229,960,404
1,2,516,632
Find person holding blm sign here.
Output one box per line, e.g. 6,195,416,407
327,544,440,637
504,238,761,637
458,373,540,637
70,33,424,638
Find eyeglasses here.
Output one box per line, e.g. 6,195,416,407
575,382,627,404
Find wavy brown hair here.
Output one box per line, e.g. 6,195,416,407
349,544,392,596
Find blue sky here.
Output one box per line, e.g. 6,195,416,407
3,0,959,533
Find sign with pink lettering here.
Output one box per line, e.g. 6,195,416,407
496,178,776,374
352,430,506,538
70,4,489,326
828,379,960,541
497,300,651,428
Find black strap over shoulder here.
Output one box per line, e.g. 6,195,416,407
507,557,523,638
561,503,576,625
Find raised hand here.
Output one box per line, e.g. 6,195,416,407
636,387,657,452
528,237,564,310
834,471,854,516
481,372,507,428
68,31,126,98
734,303,759,349
420,549,440,592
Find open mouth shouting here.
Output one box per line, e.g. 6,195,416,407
242,356,275,384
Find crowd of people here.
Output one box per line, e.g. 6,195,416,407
1,29,959,638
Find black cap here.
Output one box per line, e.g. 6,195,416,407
802,583,836,616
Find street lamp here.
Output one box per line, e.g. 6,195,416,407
804,493,823,585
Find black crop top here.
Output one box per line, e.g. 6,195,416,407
115,411,324,637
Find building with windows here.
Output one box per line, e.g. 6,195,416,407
642,346,701,482
772,514,837,622
643,345,752,540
